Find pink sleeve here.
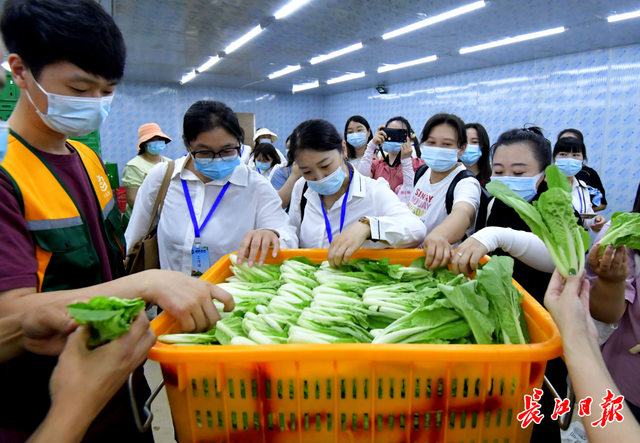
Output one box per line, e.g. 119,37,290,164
357,141,377,178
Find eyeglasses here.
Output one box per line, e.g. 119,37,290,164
190,146,240,164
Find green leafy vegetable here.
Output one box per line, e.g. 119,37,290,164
598,212,640,255
158,329,218,345
229,254,282,283
372,307,471,344
67,296,146,347
215,316,247,345
486,165,590,278
437,280,495,345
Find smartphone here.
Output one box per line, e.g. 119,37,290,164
580,213,597,219
383,128,408,143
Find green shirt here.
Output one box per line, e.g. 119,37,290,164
122,155,170,218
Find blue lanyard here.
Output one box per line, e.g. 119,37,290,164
181,179,231,244
320,169,353,244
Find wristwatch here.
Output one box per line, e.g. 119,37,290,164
359,216,375,241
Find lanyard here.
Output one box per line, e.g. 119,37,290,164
573,185,585,213
320,169,353,244
182,179,231,245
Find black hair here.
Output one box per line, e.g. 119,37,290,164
465,123,492,184
183,100,243,147
553,137,586,159
1,0,126,81
491,126,552,173
344,115,373,159
385,116,421,163
289,119,343,162
420,113,467,149
251,142,281,167
633,181,640,214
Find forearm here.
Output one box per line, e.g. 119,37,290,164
401,158,414,188
0,314,24,363
589,278,627,323
125,187,138,208
277,175,300,209
593,204,607,212
28,399,97,443
357,141,376,176
430,209,472,244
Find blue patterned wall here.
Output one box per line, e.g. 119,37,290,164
100,83,324,176
325,44,640,219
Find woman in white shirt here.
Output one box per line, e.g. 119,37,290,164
343,115,372,170
288,119,426,268
248,142,284,182
553,137,606,231
126,100,298,276
408,113,481,270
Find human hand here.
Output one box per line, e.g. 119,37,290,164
400,137,412,160
423,232,454,270
327,222,370,268
140,270,234,332
21,297,88,356
588,243,628,283
591,215,606,232
371,125,387,147
237,229,280,267
49,313,156,421
291,163,301,179
451,238,489,276
544,270,599,347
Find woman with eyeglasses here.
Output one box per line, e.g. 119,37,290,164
126,100,298,275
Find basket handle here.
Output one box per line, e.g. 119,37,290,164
544,375,575,431
129,373,166,433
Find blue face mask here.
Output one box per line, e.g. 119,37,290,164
256,161,272,172
460,144,482,166
555,158,583,177
490,172,544,202
421,146,460,172
194,157,240,181
146,140,166,155
347,132,367,148
383,141,403,154
307,164,347,196
0,121,8,164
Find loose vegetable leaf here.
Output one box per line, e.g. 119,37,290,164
215,316,247,345
158,329,218,345
598,212,640,254
438,280,495,345
229,254,282,283
67,296,145,347
372,307,471,344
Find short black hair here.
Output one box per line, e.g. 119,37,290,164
289,119,343,163
1,0,126,81
491,126,552,173
420,113,467,149
558,128,584,143
183,100,243,147
252,142,281,167
344,115,372,158
553,136,586,159
386,115,422,159
465,122,492,184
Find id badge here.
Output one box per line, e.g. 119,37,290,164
191,245,210,277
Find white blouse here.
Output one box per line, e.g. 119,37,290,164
125,156,298,274
288,169,426,249
572,178,596,230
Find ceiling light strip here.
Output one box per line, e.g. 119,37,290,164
224,25,263,54
383,1,486,40
608,10,640,22
378,55,437,73
274,0,313,19
327,72,366,84
180,70,197,85
292,80,319,92
197,56,220,72
268,65,301,79
460,26,565,54
310,42,363,65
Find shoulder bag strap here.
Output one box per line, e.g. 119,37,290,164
143,160,175,236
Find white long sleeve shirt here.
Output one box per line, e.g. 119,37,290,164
572,178,596,230
125,156,298,274
288,169,426,249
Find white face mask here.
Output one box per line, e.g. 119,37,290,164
26,78,113,137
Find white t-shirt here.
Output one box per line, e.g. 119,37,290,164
407,164,481,236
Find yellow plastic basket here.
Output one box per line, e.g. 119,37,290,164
148,249,562,443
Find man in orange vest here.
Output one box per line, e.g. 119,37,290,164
0,0,233,441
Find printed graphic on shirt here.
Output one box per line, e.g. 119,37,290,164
408,186,433,222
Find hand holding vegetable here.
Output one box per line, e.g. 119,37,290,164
237,229,280,267
591,215,606,232
451,238,489,276
327,222,371,268
597,212,640,254
588,243,628,283
423,232,454,270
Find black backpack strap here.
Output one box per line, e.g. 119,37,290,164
414,164,428,186
445,169,477,214
300,182,309,223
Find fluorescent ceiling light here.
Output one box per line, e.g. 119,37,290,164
274,0,313,19
310,42,363,65
378,55,437,73
292,80,319,93
180,70,197,85
383,1,485,40
268,65,301,79
460,26,565,54
327,72,366,84
197,56,220,72
1,61,9,71
608,10,640,22
224,25,262,54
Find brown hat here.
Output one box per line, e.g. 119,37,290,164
138,123,172,150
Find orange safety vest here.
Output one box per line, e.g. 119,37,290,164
0,130,126,291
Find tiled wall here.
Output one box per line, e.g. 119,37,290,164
325,44,640,219
100,83,325,176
